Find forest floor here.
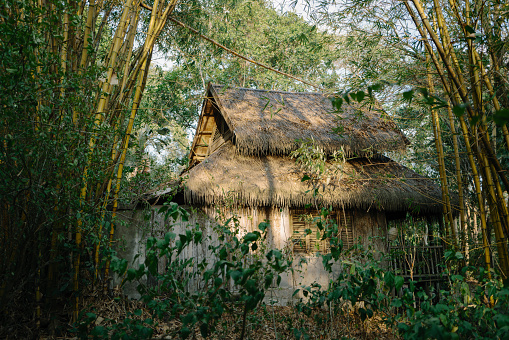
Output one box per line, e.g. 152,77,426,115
38,287,399,340
3,285,399,340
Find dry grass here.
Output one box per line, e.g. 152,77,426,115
36,288,399,340
182,141,444,215
208,84,408,158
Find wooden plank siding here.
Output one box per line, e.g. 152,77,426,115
189,98,218,166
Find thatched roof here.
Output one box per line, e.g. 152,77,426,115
180,141,445,215
205,84,409,157
173,83,449,217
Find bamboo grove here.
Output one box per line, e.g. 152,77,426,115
318,0,509,279
396,0,509,278
291,0,509,279
0,0,178,324
2,0,509,333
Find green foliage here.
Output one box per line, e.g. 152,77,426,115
0,1,180,334
77,204,509,339
73,310,154,340
137,0,344,170
290,139,347,200
97,204,292,339
128,68,192,175
166,0,341,91
4,0,509,337
294,232,509,340
0,0,109,321
394,271,509,340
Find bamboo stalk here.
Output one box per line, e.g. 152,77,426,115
93,5,114,56
482,152,509,278
105,50,152,280
104,9,140,126
96,0,135,117
457,109,492,277
93,7,140,279
426,49,455,246
33,0,44,324
432,0,465,251
403,0,492,274
48,3,70,291
412,0,509,196
74,0,136,321
474,50,509,152
449,0,509,274
412,0,509,231
405,0,502,178
104,0,171,281
60,11,69,80
446,104,465,250
35,0,43,129
73,0,95,125
488,162,509,237
448,0,509,152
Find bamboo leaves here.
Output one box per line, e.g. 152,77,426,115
317,0,509,277
73,0,180,319
0,0,182,323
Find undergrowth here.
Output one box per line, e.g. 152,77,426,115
74,203,509,339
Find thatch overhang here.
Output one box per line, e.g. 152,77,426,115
181,142,447,217
189,83,409,161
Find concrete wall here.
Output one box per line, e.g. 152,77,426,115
115,205,388,304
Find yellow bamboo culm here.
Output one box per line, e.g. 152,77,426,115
488,161,509,241
436,0,509,195
103,0,163,275
457,114,492,277
450,0,509,277
105,52,151,280
104,0,179,282
446,104,466,253
74,0,136,322
403,0,493,274
447,0,509,154
479,152,509,278
73,0,96,124
93,5,141,279
431,0,464,248
426,53,456,246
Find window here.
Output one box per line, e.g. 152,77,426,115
291,209,354,254
336,210,354,249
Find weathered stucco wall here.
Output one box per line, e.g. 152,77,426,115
115,205,388,304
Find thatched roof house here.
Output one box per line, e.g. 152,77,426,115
179,83,443,220
117,83,447,302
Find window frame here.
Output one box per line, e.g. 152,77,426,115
290,209,354,254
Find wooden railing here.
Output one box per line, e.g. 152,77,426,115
389,245,445,281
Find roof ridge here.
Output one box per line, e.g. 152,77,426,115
210,83,327,96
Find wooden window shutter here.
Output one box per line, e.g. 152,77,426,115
337,210,354,248
291,210,328,254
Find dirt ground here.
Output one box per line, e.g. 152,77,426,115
41,287,399,340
